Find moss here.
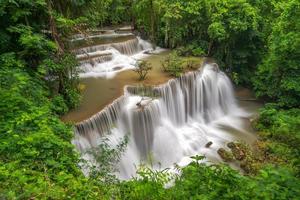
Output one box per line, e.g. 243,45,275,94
217,148,234,162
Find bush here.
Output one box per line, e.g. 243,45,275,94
51,95,69,115
254,105,300,175
133,60,152,80
184,59,199,70
161,52,184,77
116,157,300,200
177,44,206,57
0,54,103,199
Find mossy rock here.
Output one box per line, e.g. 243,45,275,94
227,142,246,161
217,148,234,162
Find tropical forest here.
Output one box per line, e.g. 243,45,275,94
0,0,299,199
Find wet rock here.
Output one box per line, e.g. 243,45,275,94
136,97,152,110
227,142,246,161
144,50,152,54
217,148,233,162
227,142,236,149
205,141,213,148
113,66,123,71
234,149,246,161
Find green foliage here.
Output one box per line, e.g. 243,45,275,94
184,59,200,70
177,43,206,57
117,167,172,200
0,0,82,109
231,72,240,85
1,0,299,198
82,0,133,26
161,52,200,77
254,105,300,175
51,95,69,115
0,53,103,199
253,0,300,107
18,28,57,60
133,0,161,43
85,136,128,183
115,157,300,200
133,60,153,80
255,105,300,147
0,1,133,198
133,0,262,85
161,52,184,77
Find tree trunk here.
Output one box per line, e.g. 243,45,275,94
150,0,156,47
47,0,65,55
164,19,170,47
208,40,214,56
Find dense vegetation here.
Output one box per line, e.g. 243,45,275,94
0,0,299,199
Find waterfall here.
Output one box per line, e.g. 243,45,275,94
73,63,254,179
75,37,154,78
69,26,160,78
75,38,142,56
78,53,113,65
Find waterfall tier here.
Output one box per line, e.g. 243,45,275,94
73,63,254,179
74,36,155,78
69,26,158,78
74,38,146,56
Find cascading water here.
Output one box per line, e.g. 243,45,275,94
73,63,256,179
73,35,157,78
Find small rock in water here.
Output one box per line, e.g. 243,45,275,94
205,141,213,148
113,66,123,71
136,102,142,107
144,50,152,54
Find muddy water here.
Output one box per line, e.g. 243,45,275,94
62,51,203,122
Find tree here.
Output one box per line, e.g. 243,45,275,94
132,0,261,85
133,60,153,80
253,0,300,107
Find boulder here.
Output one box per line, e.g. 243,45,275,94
227,142,246,161
217,148,233,162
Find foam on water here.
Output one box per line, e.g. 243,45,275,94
76,37,163,78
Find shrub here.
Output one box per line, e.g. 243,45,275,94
177,44,206,57
51,95,69,115
161,52,184,77
184,59,199,70
254,105,300,175
133,60,152,80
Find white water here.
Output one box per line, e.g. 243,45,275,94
71,33,134,42
73,63,256,179
75,36,163,78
